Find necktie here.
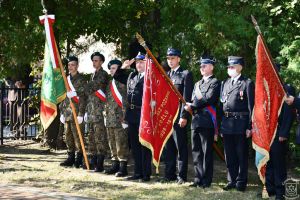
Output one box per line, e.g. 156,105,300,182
138,74,141,80
231,79,235,86
171,70,175,77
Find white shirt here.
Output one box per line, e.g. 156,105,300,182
231,74,241,85
203,75,213,82
171,65,180,73
138,72,145,79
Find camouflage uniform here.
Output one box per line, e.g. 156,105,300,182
105,79,129,162
60,73,87,153
85,68,109,157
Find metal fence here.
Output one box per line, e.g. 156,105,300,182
0,86,41,145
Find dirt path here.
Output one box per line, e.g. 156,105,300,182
0,184,98,200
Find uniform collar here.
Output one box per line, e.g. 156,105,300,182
203,75,213,82
231,73,241,83
171,65,180,73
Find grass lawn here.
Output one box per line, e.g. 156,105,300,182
0,140,299,200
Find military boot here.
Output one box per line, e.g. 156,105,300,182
94,154,105,172
60,151,75,167
74,152,83,168
89,154,97,170
104,160,120,174
115,161,128,177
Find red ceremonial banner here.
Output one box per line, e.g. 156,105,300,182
252,35,285,184
139,58,180,169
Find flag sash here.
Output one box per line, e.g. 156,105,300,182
67,75,79,104
110,79,123,108
204,105,218,135
94,89,107,102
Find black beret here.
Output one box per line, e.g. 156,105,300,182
108,59,122,69
67,55,78,63
91,52,105,62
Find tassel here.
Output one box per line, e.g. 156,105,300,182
262,185,269,199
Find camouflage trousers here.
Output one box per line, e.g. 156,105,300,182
64,121,84,152
87,120,109,156
107,127,129,161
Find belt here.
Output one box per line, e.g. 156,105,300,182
193,109,208,115
130,104,141,109
224,111,249,118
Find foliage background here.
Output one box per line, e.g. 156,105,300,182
0,0,299,157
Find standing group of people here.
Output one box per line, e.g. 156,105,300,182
58,47,297,200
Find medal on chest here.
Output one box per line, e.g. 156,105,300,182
240,91,244,100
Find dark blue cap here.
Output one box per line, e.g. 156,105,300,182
108,59,122,69
91,52,105,62
167,48,181,57
135,52,145,60
200,55,215,65
67,55,78,63
228,56,244,66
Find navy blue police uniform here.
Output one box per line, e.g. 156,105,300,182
265,84,295,200
189,56,221,188
163,48,194,183
125,53,152,182
220,56,254,191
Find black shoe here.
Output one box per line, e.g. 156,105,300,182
177,177,186,185
189,182,202,187
159,177,177,183
115,161,128,177
223,183,236,191
104,160,120,174
275,195,284,200
202,183,211,188
60,152,75,167
140,176,150,182
127,175,142,181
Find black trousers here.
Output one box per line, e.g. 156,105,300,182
266,138,287,198
164,123,188,180
223,134,248,188
128,122,151,178
192,127,214,185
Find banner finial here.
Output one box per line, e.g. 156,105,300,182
41,0,48,14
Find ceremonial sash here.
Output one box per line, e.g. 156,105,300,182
204,105,218,135
94,89,107,102
67,75,79,104
110,79,123,108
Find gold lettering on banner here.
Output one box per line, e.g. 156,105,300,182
151,91,176,139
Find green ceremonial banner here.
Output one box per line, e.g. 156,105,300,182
40,41,66,129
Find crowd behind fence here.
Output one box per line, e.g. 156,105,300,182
0,85,41,145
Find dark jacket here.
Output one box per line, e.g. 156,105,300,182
125,72,144,124
168,67,193,121
220,75,255,134
190,75,220,130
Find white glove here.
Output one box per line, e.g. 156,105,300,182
121,123,128,129
77,116,83,124
67,91,77,98
60,115,65,124
83,113,88,122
